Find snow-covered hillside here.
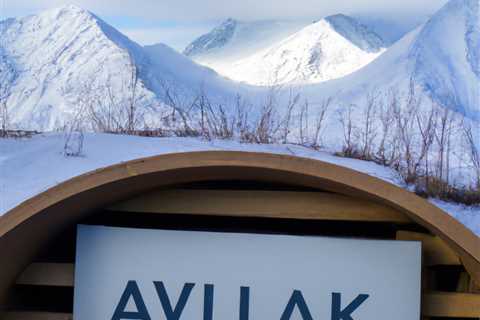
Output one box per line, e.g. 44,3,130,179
0,5,243,131
0,133,478,235
186,15,385,85
410,0,479,117
302,0,479,119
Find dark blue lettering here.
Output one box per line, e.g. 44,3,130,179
239,286,250,320
153,282,195,320
111,280,151,320
280,290,313,320
331,292,369,320
204,284,214,320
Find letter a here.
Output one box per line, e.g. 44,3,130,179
111,280,151,320
331,293,369,320
154,281,195,320
280,290,313,320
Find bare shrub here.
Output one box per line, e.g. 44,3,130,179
338,104,358,157
433,105,456,188
357,92,378,159
64,129,84,157
251,86,283,144
375,89,399,165
413,103,437,192
392,82,423,183
63,103,86,157
280,89,301,143
255,101,278,143
297,98,331,149
309,98,332,149
233,95,256,143
159,80,196,136
0,99,7,137
298,100,310,146
462,120,480,188
124,58,142,134
0,56,16,137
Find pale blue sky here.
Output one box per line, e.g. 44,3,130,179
1,0,448,50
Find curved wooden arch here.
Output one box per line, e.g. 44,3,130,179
0,151,479,307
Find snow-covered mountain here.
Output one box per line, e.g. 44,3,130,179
185,15,386,85
303,0,479,119
184,18,239,57
0,5,241,131
184,19,306,63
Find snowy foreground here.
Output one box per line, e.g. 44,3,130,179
0,133,478,235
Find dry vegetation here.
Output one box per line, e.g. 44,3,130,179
1,62,478,204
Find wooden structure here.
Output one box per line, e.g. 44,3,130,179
0,151,478,319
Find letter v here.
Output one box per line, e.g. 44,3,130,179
154,282,195,320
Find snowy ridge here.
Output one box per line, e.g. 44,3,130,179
0,133,478,236
187,15,386,85
325,14,384,52
184,18,238,56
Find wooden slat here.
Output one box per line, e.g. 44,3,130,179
397,231,461,266
109,189,410,223
462,254,480,290
422,291,480,317
16,263,74,287
3,312,72,320
456,271,480,293
457,271,472,292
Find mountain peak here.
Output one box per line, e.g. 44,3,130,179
324,14,385,52
53,4,86,13
324,13,350,21
41,4,94,20
183,18,238,56
221,18,238,27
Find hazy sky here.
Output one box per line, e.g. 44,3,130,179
1,0,448,50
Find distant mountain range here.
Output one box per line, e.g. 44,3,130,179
185,14,386,85
0,0,478,131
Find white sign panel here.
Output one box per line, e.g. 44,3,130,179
74,225,421,320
